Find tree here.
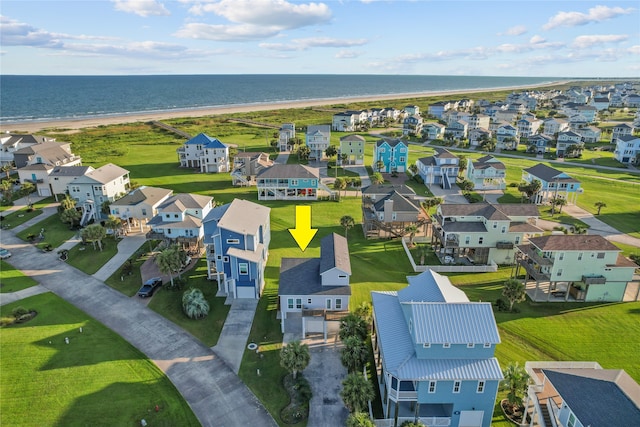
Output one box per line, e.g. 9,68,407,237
502,278,526,312
570,224,587,234
457,155,467,176
105,215,122,238
19,181,35,206
334,177,347,196
270,139,278,152
501,362,530,411
518,179,541,203
279,340,310,380
420,197,442,216
340,336,369,373
81,224,107,251
595,201,607,215
339,313,369,342
353,301,372,326
408,163,418,178
550,196,567,215
155,245,182,287
341,373,374,413
375,159,384,172
346,412,375,427
0,180,13,201
1,163,12,180
60,208,81,229
371,172,384,185
182,288,210,319
340,153,348,166
340,215,355,239
60,193,76,211
297,145,310,161
325,145,337,159
458,179,474,193
405,224,418,247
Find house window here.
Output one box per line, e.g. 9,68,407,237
326,299,332,310
307,298,312,304
467,343,475,348
501,226,506,233
477,381,485,393
166,229,172,235
141,208,147,216
296,298,302,309
399,156,405,163
483,343,491,348
226,238,240,244
223,256,229,262
515,236,520,244
465,236,470,244
428,381,437,393
379,147,385,153
217,255,222,260
478,237,484,244
422,343,430,348
578,252,583,260
597,252,605,259
291,179,298,186
287,298,294,309
453,381,461,393
239,263,248,275
557,269,563,276
493,222,497,229
443,343,450,348
568,413,576,427
335,299,342,310
559,252,564,261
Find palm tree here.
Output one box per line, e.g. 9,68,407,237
19,181,35,206
408,163,418,179
346,412,375,427
502,278,526,312
353,301,372,326
550,196,567,215
60,207,81,229
570,224,587,234
182,288,210,319
81,224,107,251
1,163,12,179
279,340,310,380
420,197,442,216
340,215,355,239
405,224,418,247
371,172,384,185
334,177,347,196
297,145,311,161
60,194,76,211
375,159,384,172
501,362,530,411
595,201,607,215
155,245,182,287
340,373,374,413
457,155,467,176
340,336,369,373
0,180,13,201
339,313,368,342
105,215,122,238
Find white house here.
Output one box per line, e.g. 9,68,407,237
614,135,640,164
177,133,230,173
306,125,331,161
109,186,173,232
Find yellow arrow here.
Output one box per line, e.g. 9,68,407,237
288,205,318,251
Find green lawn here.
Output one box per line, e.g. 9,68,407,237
147,258,230,347
0,197,56,229
0,293,199,426
0,260,40,293
105,245,157,296
15,214,76,250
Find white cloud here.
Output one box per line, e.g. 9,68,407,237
529,35,546,44
335,50,362,59
183,0,331,29
500,25,527,36
543,5,635,30
0,16,116,48
260,37,367,51
628,45,640,55
112,0,170,17
572,34,628,49
174,23,280,41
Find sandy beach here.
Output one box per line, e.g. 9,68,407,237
1,81,569,134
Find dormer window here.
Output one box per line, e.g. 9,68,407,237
422,343,431,348
443,343,450,348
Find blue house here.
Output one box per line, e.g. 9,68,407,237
256,164,320,200
373,138,408,173
177,132,230,173
203,199,271,299
415,147,459,189
521,163,582,205
371,269,502,427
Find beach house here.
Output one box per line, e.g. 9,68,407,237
521,164,582,205
361,184,424,239
306,125,331,161
0,133,55,166
415,148,459,189
422,123,446,141
279,233,351,339
279,123,296,151
556,131,584,158
495,124,518,149
465,155,506,190
373,138,408,173
371,269,502,427
332,112,359,132
256,164,320,201
109,186,173,232
527,134,554,154
614,135,640,164
230,152,273,186
48,166,95,200
203,199,271,299
177,133,230,173
338,134,365,165
403,115,423,137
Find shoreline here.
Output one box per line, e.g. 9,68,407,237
1,80,571,134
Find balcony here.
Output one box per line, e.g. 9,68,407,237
582,275,606,285
496,241,514,250
146,230,166,240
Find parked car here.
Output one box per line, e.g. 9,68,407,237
137,277,162,298
0,248,12,259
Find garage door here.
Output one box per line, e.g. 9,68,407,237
459,410,483,427
39,187,51,196
305,317,324,333
235,286,255,299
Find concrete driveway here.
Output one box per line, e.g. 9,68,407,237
213,299,259,374
1,233,276,427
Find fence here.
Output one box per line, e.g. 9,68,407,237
401,237,498,273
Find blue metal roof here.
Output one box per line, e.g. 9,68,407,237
402,270,469,303
397,357,503,381
410,303,501,344
185,132,227,149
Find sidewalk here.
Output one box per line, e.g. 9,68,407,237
92,232,147,281
0,284,49,307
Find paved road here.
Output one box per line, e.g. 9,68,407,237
0,233,276,427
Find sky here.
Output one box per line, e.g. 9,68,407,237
1,0,639,77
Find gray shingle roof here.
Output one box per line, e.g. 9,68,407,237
158,193,212,211
319,233,351,275
49,166,94,177
74,163,129,185
340,134,366,142
361,184,416,197
279,258,351,296
376,137,405,148
111,186,172,207
524,163,579,183
528,235,619,252
373,191,420,214
257,164,319,179
439,203,539,221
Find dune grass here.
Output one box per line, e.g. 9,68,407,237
0,293,198,426
0,260,40,293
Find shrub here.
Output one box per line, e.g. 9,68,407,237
495,298,510,312
508,182,518,187
12,306,28,317
400,421,425,427
414,175,424,184
182,288,210,319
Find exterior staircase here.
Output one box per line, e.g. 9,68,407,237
231,170,251,186
80,201,95,227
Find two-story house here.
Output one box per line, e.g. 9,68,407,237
306,125,331,161
517,117,542,141
177,133,230,173
428,101,450,118
279,233,351,340
332,112,359,132
542,117,570,136
422,123,446,141
404,105,420,116
612,123,634,142
67,163,130,226
374,138,408,173
516,235,638,302
522,164,582,205
146,193,213,252
556,131,584,158
523,361,640,427
203,199,270,299
614,135,640,164
527,134,554,154
496,124,518,149
1,133,54,166
109,186,173,232
256,164,319,201
431,203,542,265
465,155,506,190
403,115,423,137
338,134,365,165
415,148,459,190
48,166,94,201
445,120,468,140
230,152,273,186
279,123,296,151
468,128,492,148
361,184,424,239
574,125,601,143
371,269,502,427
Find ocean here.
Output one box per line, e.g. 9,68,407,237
0,74,561,124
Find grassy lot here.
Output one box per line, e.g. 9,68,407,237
15,214,76,250
0,260,40,293
105,244,158,296
0,197,55,229
147,258,230,347
66,238,119,275
0,293,199,426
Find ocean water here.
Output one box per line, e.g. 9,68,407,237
0,74,560,124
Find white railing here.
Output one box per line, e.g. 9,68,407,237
374,417,451,427
387,389,418,400
401,237,498,273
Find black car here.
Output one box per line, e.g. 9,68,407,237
137,277,163,298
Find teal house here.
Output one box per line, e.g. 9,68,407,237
373,137,408,173
256,164,319,201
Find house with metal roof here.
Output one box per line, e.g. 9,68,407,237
256,164,320,201
146,193,213,252
371,269,502,427
521,163,582,205
523,361,640,427
374,138,409,173
465,155,506,190
177,133,230,173
279,233,351,340
202,199,270,299
415,148,459,189
515,234,638,302
361,184,425,239
109,186,173,232
431,203,542,265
